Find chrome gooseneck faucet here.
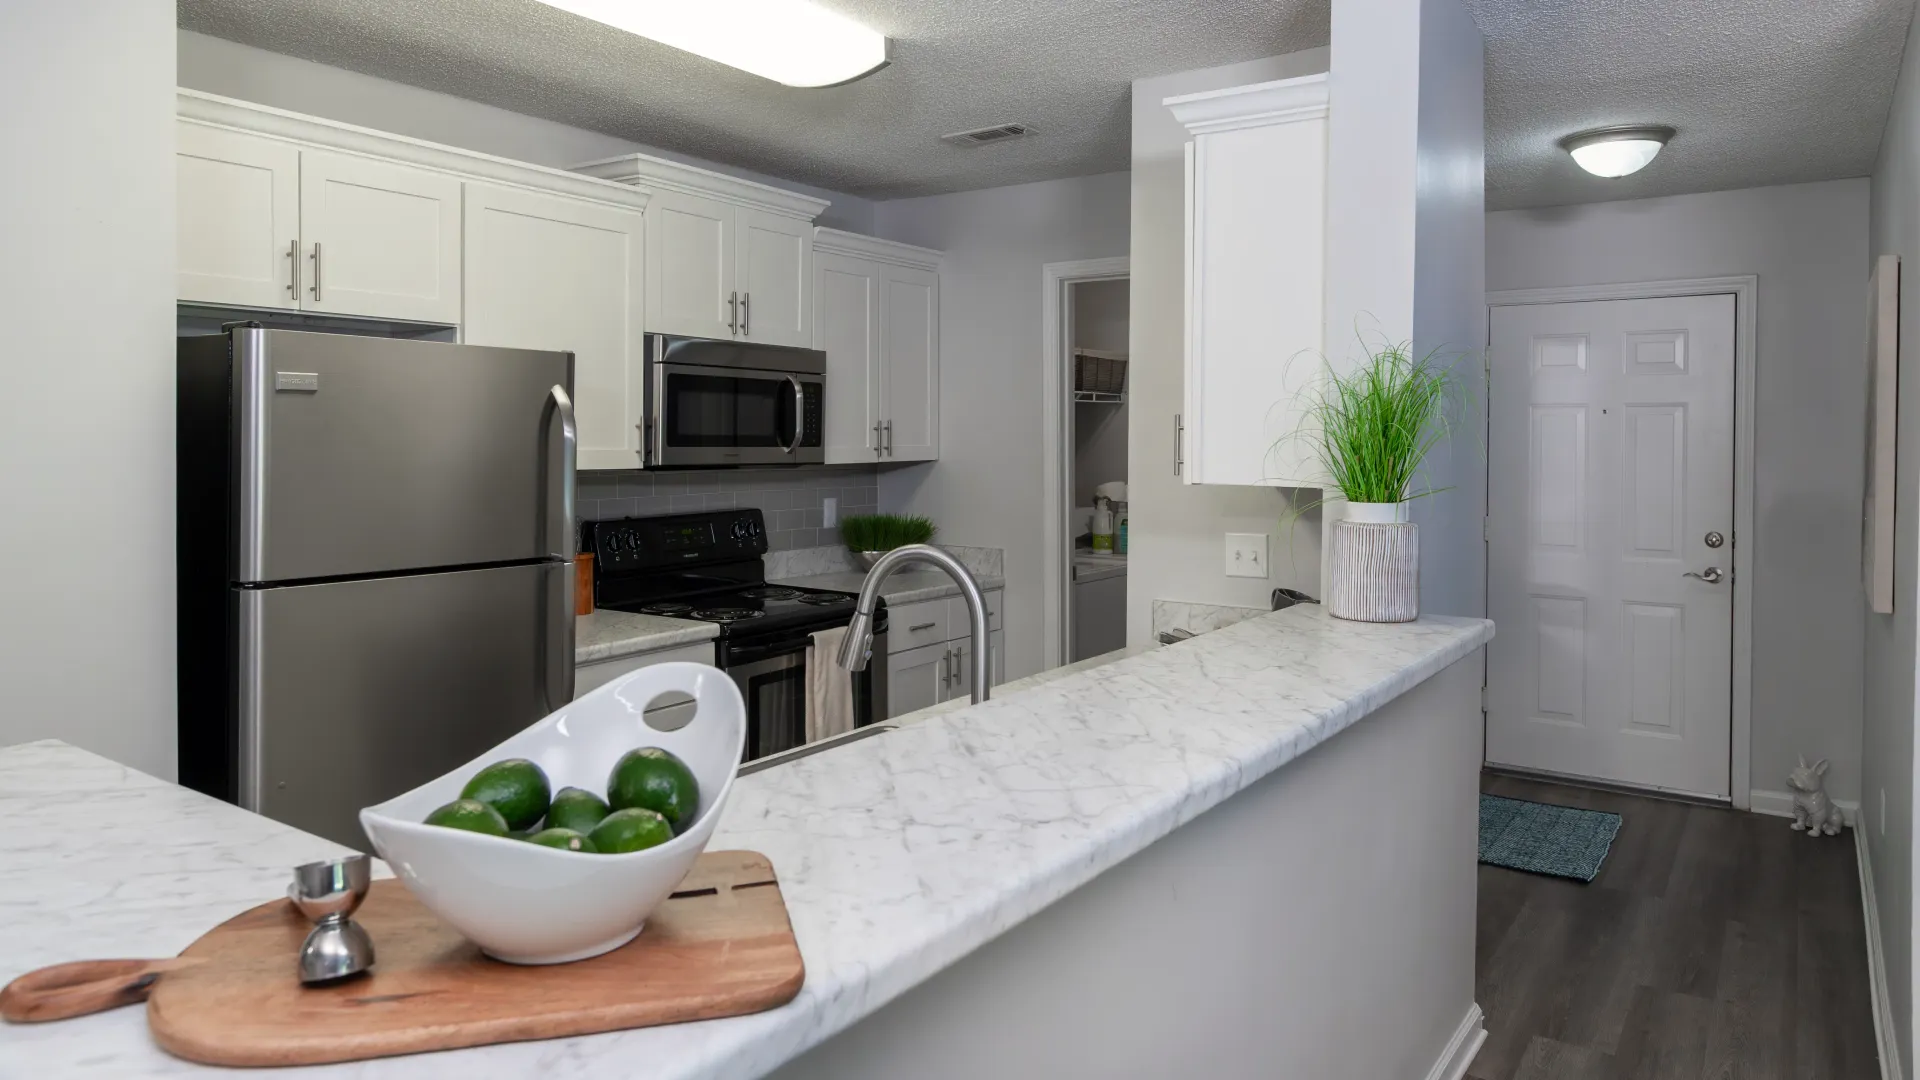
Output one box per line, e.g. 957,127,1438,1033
836,544,990,705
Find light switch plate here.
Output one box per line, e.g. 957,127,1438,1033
822,497,838,529
1225,533,1269,578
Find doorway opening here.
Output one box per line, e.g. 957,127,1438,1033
1041,257,1130,670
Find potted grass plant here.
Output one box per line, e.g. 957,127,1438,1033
840,514,937,570
1308,340,1461,623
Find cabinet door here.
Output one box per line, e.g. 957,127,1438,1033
176,123,301,309
734,207,812,347
886,640,949,719
881,264,939,461
463,184,645,471
815,252,885,463
299,150,463,324
991,628,1005,687
646,189,736,340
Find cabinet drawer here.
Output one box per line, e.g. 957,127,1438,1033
888,599,950,652
946,588,1002,634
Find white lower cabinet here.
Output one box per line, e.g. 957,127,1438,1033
884,587,1002,718
462,184,645,470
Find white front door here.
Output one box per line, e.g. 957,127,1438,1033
1486,294,1736,798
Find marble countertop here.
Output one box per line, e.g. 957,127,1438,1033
4,605,1491,1078
892,643,1153,725
771,569,1007,606
575,608,718,665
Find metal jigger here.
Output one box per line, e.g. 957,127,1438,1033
289,855,376,985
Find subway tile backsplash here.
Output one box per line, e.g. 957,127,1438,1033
576,465,879,552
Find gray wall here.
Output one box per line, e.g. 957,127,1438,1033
1126,53,1331,651
0,7,177,776
1071,278,1129,509
1487,178,1872,810
176,30,878,234
578,467,879,552
872,172,1133,681
1866,1,1920,1066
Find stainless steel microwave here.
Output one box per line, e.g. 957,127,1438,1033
644,334,826,467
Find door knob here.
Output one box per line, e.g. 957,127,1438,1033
1682,567,1724,584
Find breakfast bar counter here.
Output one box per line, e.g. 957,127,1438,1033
2,606,1492,1079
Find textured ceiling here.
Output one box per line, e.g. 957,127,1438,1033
1463,0,1913,209
176,0,1914,207
175,0,1329,200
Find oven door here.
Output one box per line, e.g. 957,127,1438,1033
649,360,824,467
721,631,879,761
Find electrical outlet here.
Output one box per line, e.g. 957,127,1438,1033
822,497,838,529
1225,532,1269,579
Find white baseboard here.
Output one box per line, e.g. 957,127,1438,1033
1748,788,1860,827
1424,1003,1487,1080
1857,825,1904,1080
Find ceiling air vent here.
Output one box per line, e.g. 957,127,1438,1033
941,123,1036,148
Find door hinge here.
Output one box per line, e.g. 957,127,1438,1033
1482,516,1490,542
1480,685,1489,714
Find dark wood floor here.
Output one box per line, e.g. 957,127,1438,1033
1472,773,1881,1080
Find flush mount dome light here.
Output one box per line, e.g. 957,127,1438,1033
535,0,889,88
1560,125,1676,178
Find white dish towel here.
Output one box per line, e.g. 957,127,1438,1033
806,626,856,744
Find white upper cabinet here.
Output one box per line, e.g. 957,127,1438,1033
462,184,646,471
177,124,300,309
1166,73,1329,487
734,207,812,347
813,229,942,464
299,151,463,325
814,251,884,462
881,263,939,462
645,188,736,341
575,155,827,349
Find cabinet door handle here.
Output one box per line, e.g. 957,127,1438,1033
938,647,951,687
883,420,893,456
728,291,738,334
309,243,323,301
1173,413,1184,476
287,240,299,300
873,420,883,456
908,621,938,632
740,292,750,336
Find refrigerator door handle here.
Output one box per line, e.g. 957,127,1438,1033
539,384,577,561
543,562,576,711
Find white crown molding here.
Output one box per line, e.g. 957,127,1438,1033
812,227,942,270
176,89,651,213
1165,72,1330,135
573,154,830,221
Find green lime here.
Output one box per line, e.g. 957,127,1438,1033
526,827,597,853
546,786,610,834
587,807,674,854
424,798,509,837
460,758,551,831
607,748,699,831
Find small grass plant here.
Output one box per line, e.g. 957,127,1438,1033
840,513,937,552
1305,338,1464,506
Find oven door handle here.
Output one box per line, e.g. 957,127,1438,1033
783,375,805,455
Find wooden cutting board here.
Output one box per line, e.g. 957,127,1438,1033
147,850,803,1067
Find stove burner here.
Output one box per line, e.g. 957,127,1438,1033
694,608,766,623
796,593,852,606
740,586,803,601
639,602,693,615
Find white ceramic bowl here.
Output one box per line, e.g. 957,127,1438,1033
360,662,745,964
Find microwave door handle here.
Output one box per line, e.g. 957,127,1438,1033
782,375,805,455
539,383,577,560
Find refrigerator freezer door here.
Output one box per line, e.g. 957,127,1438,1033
235,328,574,583
237,561,574,849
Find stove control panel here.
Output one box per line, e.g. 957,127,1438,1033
584,508,767,572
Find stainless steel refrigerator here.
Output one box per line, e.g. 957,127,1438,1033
178,326,576,849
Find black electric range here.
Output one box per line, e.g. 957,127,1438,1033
582,509,886,760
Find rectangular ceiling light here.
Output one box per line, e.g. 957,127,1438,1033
536,0,889,88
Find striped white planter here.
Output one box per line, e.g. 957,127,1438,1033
1328,503,1419,623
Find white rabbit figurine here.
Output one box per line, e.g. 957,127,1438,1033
1788,756,1844,837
